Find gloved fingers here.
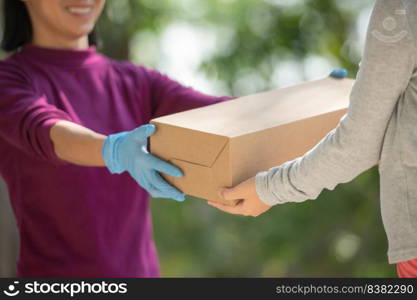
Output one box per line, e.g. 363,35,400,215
148,187,185,202
146,186,180,200
127,166,182,201
147,155,183,178
130,171,153,193
329,69,348,79
149,171,185,202
147,189,168,199
131,124,156,140
130,169,185,201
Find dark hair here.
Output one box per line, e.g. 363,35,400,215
1,0,97,52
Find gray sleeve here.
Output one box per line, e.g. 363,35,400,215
255,0,417,206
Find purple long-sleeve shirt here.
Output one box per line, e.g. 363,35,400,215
0,45,227,277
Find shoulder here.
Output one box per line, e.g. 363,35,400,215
0,53,32,86
365,0,417,51
369,0,411,24
371,0,415,26
373,0,408,10
401,0,417,38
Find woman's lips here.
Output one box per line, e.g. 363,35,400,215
65,5,94,17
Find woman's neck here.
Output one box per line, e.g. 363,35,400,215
31,32,90,50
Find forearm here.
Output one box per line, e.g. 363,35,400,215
50,120,106,166
256,117,380,205
256,70,410,205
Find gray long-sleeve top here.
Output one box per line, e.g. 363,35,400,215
255,0,417,264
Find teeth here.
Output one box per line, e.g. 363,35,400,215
67,7,92,15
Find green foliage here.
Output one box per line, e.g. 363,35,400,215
1,0,395,277
198,0,359,94
97,0,365,94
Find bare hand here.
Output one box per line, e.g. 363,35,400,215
207,177,272,217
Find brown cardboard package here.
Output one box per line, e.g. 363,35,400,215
150,77,354,205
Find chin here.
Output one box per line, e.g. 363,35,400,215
69,27,95,40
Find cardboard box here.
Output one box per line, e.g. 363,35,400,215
150,77,354,205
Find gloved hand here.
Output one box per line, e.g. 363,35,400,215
102,124,185,202
329,68,348,79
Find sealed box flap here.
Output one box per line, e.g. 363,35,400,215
149,77,354,138
163,141,233,204
149,122,229,167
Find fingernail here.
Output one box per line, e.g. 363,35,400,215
174,170,184,178
330,69,348,79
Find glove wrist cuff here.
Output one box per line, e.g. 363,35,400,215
102,133,126,174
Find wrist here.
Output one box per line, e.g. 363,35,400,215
102,133,127,174
255,171,281,206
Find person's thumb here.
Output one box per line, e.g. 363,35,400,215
132,124,156,140
219,185,243,201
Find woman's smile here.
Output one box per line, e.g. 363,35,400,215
64,1,97,20
65,5,94,17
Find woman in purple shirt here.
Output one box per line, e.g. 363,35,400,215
0,0,345,277
0,0,229,277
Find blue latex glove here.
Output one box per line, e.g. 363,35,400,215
329,68,348,79
102,124,186,202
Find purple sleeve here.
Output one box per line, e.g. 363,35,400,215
0,61,72,164
145,68,232,118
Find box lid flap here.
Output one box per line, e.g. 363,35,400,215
150,77,353,138
150,123,229,167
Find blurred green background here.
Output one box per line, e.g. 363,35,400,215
0,0,395,277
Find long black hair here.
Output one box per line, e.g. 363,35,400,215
1,0,97,52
